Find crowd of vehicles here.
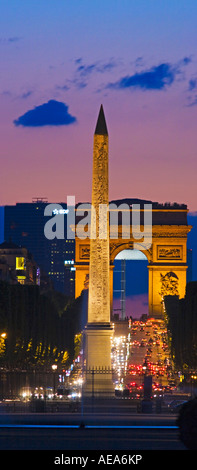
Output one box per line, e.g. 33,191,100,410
0,318,191,414
112,318,182,405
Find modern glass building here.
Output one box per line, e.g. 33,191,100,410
4,199,75,296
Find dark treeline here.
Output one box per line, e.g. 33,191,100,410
164,281,197,370
0,281,87,370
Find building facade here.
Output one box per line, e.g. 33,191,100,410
75,199,192,318
4,199,75,296
0,241,38,285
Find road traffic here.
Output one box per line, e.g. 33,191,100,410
112,319,177,401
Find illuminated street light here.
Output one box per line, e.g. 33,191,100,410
1,333,7,339
52,364,58,398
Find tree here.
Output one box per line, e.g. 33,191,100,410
177,398,197,449
0,281,86,369
164,282,197,370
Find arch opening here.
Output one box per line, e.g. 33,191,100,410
113,249,148,321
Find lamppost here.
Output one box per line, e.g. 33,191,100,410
52,364,57,398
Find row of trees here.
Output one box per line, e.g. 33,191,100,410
0,281,87,370
164,281,197,370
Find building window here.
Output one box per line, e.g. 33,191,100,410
17,276,26,285
16,257,26,270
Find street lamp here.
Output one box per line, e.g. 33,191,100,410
52,364,57,398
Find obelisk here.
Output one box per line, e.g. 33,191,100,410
84,105,114,395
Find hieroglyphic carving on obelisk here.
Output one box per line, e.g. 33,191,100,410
88,104,110,325
84,105,113,395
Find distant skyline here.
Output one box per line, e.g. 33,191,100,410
0,206,196,316
1,1,197,210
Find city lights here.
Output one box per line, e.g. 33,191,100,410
110,319,177,400
0,333,7,339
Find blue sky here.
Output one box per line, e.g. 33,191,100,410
1,1,197,208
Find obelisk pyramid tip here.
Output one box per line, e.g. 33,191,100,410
94,105,108,136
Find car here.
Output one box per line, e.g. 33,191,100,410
148,337,153,343
145,353,151,359
163,385,173,393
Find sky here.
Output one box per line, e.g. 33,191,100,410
1,1,197,315
1,0,197,210
113,253,148,319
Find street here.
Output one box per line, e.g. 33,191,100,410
112,319,176,398
0,417,186,450
0,319,190,451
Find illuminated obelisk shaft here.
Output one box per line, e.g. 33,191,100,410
88,105,110,324
84,105,113,395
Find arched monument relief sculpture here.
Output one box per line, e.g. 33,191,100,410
75,206,192,319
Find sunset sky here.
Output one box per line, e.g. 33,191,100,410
1,0,197,210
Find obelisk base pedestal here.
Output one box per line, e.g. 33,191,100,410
83,323,114,397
